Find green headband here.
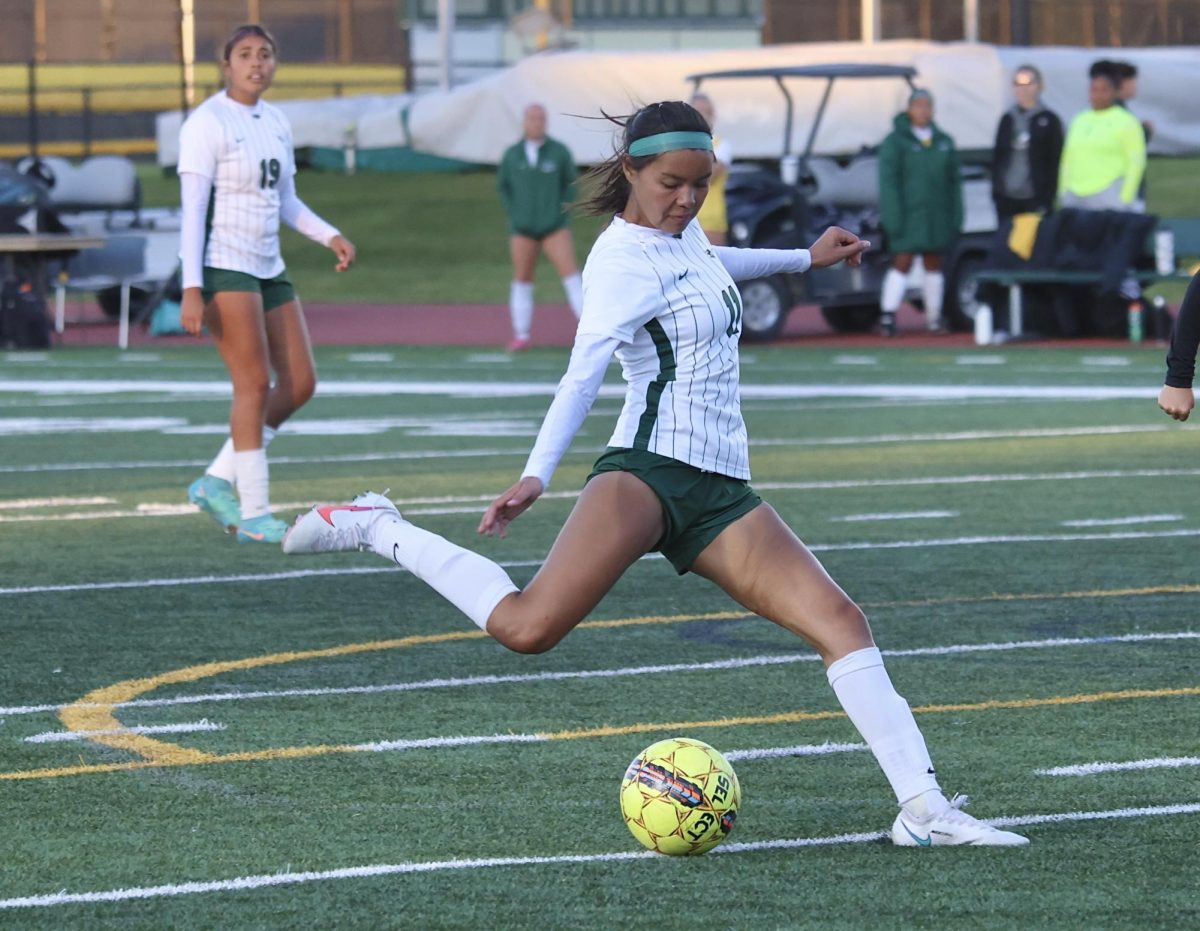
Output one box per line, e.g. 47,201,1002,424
628,131,713,158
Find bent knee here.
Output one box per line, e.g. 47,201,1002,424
487,607,569,655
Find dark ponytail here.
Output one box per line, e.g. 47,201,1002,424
578,100,712,216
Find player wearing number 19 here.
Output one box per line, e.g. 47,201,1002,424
285,101,1026,847
178,24,356,544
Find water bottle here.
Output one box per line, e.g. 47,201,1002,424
974,304,994,345
1155,230,1175,276
1128,301,1143,344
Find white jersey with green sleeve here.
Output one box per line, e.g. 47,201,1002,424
177,91,294,279
577,216,759,479
520,216,811,487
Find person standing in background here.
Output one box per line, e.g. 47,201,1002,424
497,104,583,351
1108,60,1153,211
690,93,733,246
991,64,1063,220
180,24,355,544
1059,68,1146,211
877,88,962,335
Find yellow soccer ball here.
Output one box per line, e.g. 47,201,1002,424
619,737,741,855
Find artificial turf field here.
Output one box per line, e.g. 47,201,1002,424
1,342,1198,928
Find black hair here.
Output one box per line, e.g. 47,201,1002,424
1110,60,1138,81
1088,59,1119,84
222,24,278,63
578,101,712,217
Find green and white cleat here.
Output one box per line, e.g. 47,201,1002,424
891,794,1029,847
281,492,401,555
236,513,290,545
188,474,240,532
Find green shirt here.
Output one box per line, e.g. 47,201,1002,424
497,136,576,237
1059,105,1146,204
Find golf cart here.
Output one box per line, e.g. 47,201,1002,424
688,64,995,339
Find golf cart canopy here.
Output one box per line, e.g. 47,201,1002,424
687,64,918,83
686,64,918,163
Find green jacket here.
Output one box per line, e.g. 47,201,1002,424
497,136,576,237
878,112,963,254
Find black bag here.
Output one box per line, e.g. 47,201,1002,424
0,278,52,350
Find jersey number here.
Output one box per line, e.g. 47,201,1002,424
258,158,281,189
721,286,742,337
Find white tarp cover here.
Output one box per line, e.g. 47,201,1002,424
155,41,1199,167
405,40,1200,164
156,93,414,166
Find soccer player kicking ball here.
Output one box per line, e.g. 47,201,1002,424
285,100,1028,847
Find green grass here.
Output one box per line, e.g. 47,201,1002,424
2,343,1199,927
137,156,1200,306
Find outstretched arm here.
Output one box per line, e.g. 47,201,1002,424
713,226,868,280
479,331,621,537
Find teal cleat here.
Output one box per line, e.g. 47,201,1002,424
236,513,290,544
188,474,240,532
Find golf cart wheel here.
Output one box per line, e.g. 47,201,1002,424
946,252,987,332
739,276,791,342
820,304,881,333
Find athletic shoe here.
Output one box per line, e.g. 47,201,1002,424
281,491,401,555
236,514,290,545
880,313,897,337
891,794,1029,847
508,337,532,352
188,474,240,532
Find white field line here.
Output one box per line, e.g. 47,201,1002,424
2,803,1197,910
0,422,1171,476
0,377,1166,401
1060,514,1183,528
24,721,224,744
4,463,1198,524
0,496,115,510
830,511,958,522
0,557,557,599
955,355,1006,365
724,742,866,761
1034,756,1200,777
2,630,1195,718
9,524,1200,597
8,525,1200,598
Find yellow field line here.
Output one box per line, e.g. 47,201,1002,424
860,583,1200,609
25,588,1199,781
6,685,1196,782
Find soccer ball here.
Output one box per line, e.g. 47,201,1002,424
619,736,741,855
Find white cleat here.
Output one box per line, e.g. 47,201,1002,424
891,794,1030,847
281,491,401,555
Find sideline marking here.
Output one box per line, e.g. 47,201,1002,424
5,684,1197,782
1034,756,1200,777
4,629,1196,718
24,721,224,744
1,803,1197,909
1060,514,1182,528
830,510,957,522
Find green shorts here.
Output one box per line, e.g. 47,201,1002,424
588,447,761,575
202,267,296,311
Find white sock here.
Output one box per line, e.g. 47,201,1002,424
233,449,270,519
826,647,946,812
370,517,518,630
510,281,535,340
922,271,945,326
208,425,278,485
881,268,907,313
562,273,583,319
